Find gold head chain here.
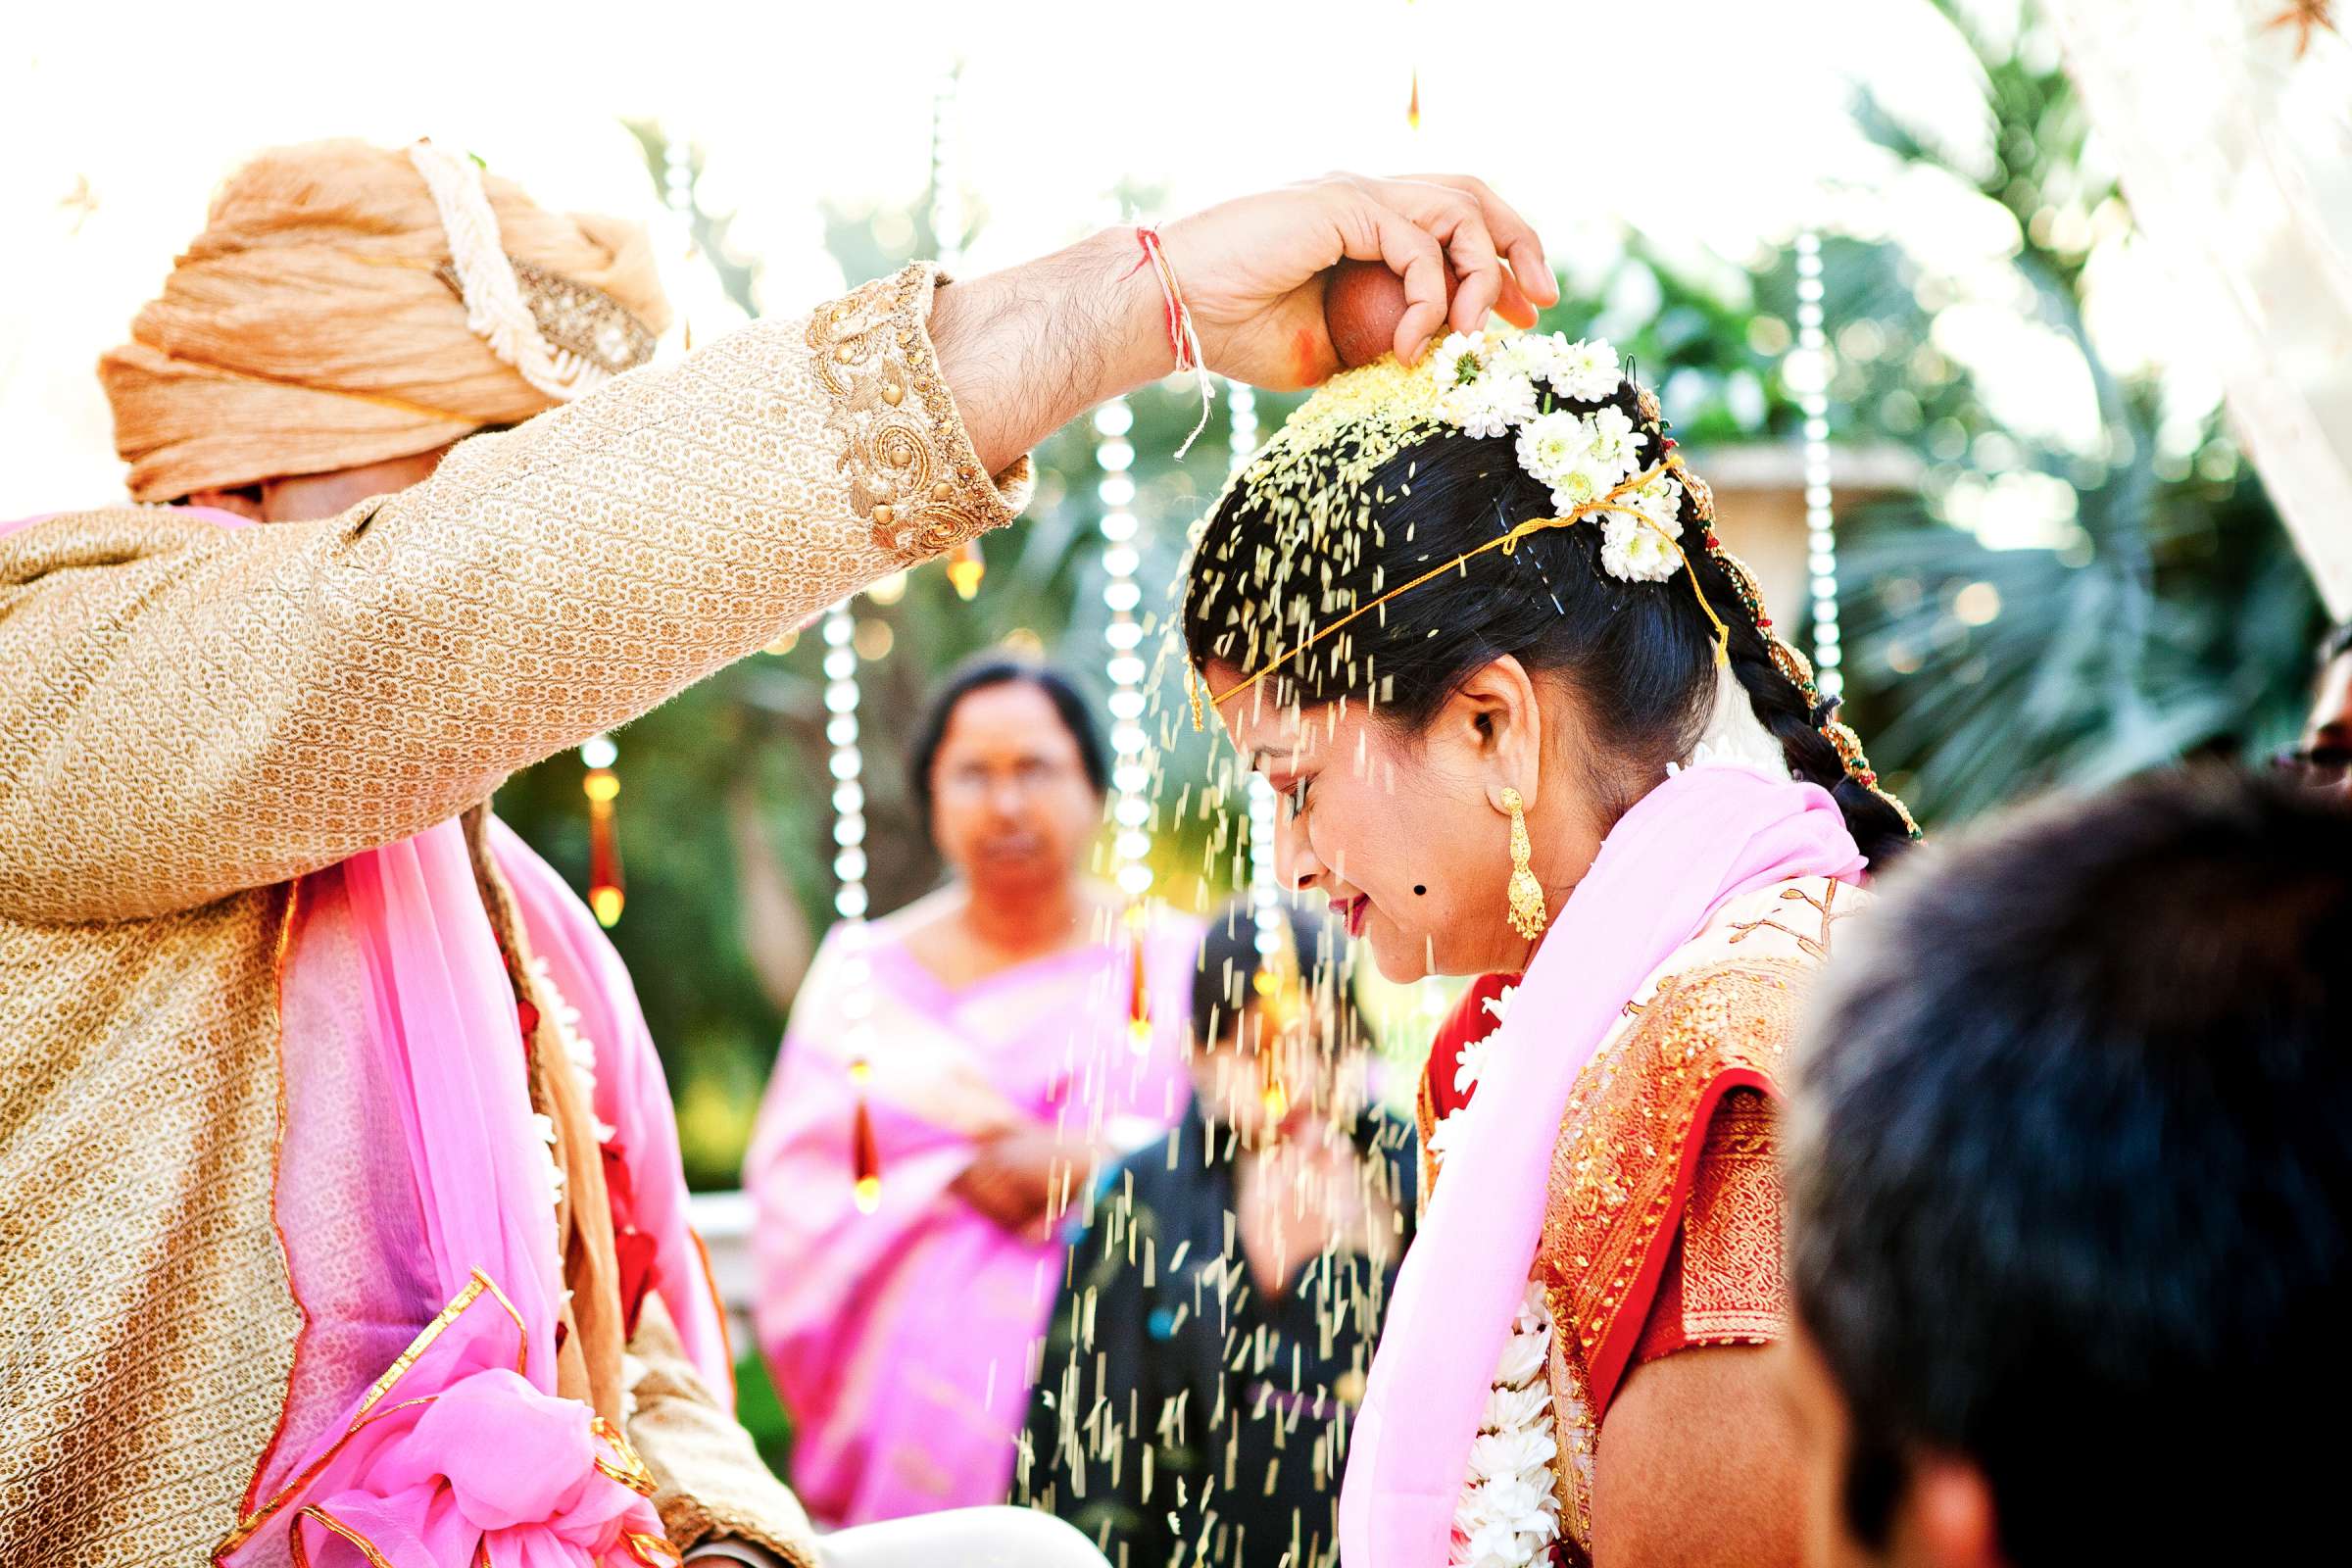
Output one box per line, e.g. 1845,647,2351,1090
1189,450,1726,726
1182,449,1923,841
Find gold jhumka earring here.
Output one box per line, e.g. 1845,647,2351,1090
1500,787,1548,941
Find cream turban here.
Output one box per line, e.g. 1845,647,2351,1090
100,139,672,502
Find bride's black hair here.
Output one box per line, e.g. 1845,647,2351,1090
1182,373,1915,868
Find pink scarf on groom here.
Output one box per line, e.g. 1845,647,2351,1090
1,510,711,1568
1339,765,1866,1567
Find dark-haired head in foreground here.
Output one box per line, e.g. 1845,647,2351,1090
1785,768,2352,1567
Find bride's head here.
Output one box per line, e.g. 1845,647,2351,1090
1183,340,1915,983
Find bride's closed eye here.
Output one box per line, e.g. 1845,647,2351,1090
1287,777,1312,814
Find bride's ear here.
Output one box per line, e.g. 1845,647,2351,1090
1427,656,1545,812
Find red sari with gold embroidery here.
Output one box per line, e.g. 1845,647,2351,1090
1414,880,1854,1562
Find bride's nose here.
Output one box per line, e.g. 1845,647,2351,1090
1277,808,1328,894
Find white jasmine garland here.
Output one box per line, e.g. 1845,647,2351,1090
1467,1427,1557,1484
1427,1109,1467,1162
1450,1279,1562,1568
528,955,617,1143
1482,1382,1549,1432
1492,1323,1549,1389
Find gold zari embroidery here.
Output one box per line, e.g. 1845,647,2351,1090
808,263,1008,564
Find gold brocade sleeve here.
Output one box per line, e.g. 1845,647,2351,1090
0,263,1028,923
1677,1089,1788,1344
624,1292,818,1567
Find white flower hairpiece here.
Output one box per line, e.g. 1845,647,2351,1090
1426,328,1683,587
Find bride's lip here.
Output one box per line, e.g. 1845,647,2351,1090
1330,894,1370,937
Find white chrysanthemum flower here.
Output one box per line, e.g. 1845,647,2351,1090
1480,983,1518,1026
1444,371,1539,440
1514,410,1592,490
1585,405,1649,478
1630,470,1686,528
1458,1523,1552,1568
1494,1324,1550,1389
1453,1032,1495,1097
1467,1421,1560,1482
1427,1110,1466,1162
1482,1381,1550,1433
1491,332,1562,385
1600,512,1684,582
1430,331,1490,391
1511,1278,1552,1333
1545,458,1614,515
1457,1474,1552,1535
1450,1279,1560,1568
1547,338,1623,402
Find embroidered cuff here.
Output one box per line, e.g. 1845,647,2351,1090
807,262,1032,565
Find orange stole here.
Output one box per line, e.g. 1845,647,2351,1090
1530,956,1808,1554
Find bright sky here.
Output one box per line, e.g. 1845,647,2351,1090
0,0,2093,511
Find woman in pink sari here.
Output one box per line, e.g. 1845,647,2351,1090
747,660,1198,1528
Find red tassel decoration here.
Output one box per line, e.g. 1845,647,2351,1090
585,765,624,927
1127,907,1152,1054
850,1062,881,1213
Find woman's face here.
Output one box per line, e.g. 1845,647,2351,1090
1204,659,1613,982
927,681,1103,893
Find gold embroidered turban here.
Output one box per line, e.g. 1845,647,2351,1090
99,138,671,502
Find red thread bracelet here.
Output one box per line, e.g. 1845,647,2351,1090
1131,224,1214,456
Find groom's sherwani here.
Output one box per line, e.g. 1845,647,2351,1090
0,263,1027,1566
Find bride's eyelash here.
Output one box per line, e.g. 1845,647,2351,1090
1289,778,1311,813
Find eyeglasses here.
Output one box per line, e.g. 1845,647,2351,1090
936,758,1087,804
2271,743,2352,790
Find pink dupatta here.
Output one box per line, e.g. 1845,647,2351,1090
3,509,713,1566
746,913,1198,1526
1339,766,1866,1567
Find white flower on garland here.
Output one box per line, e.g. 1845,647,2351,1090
1430,330,1494,390
529,955,617,1143
1445,370,1540,440
1450,1279,1562,1568
1547,337,1622,402
1514,409,1592,492
1491,332,1562,385
1584,405,1647,478
1628,469,1686,529
1427,1108,1466,1162
532,1110,565,1200
1600,510,1685,583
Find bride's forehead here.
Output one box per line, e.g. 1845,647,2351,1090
1226,696,1352,757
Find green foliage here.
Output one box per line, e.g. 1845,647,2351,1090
1827,0,2322,818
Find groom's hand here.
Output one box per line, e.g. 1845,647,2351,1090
931,172,1553,475
1165,173,1557,390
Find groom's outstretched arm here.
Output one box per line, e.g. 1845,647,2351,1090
0,175,1549,922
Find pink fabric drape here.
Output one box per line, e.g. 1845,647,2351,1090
746,913,1199,1527
494,819,732,1391
224,821,666,1568
13,505,724,1566
1339,767,1867,1568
